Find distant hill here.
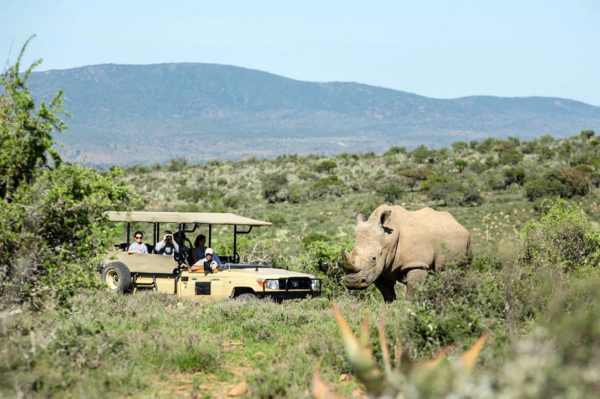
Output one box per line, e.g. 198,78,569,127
27,63,600,165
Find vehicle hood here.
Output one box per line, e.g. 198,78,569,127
218,267,315,280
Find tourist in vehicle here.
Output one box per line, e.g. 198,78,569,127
128,231,148,255
190,248,219,271
191,234,222,264
173,231,190,257
154,230,180,256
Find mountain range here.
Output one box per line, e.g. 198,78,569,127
27,63,600,165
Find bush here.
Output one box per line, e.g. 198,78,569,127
537,146,556,160
518,198,600,272
524,168,588,201
499,150,524,165
383,146,406,156
428,182,464,206
167,157,188,172
410,145,435,163
262,173,288,203
503,166,526,186
315,160,337,174
0,41,135,307
301,232,332,250
397,169,433,191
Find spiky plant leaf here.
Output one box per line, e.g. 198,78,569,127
332,302,387,396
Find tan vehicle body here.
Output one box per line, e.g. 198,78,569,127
101,211,321,300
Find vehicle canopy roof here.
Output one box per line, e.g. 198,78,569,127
105,211,272,226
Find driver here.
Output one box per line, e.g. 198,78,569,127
190,248,219,272
154,230,180,256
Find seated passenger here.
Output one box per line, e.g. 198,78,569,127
190,248,219,272
154,230,180,256
128,231,148,255
173,231,190,258
191,234,222,264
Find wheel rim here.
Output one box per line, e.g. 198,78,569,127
106,269,119,290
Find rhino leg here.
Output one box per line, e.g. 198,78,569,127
374,277,396,303
406,268,428,301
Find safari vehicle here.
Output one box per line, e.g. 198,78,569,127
100,211,321,300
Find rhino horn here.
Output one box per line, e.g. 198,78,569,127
341,249,358,272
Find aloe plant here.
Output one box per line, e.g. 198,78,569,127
313,303,489,398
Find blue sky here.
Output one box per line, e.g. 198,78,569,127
2,0,599,105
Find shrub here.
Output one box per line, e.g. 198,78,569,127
301,232,332,250
397,169,433,191
581,130,595,140
503,167,526,186
167,157,188,172
451,141,469,152
315,159,337,174
0,41,136,307
262,173,288,203
376,182,404,203
383,146,406,156
428,182,464,206
499,150,524,165
524,168,588,201
518,198,600,272
177,185,202,203
422,172,452,191
537,146,556,160
410,145,435,163
223,195,240,209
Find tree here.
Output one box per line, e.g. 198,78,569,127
383,146,406,156
396,169,432,192
581,130,595,140
410,145,434,164
503,167,526,186
315,159,337,174
451,141,468,152
0,35,68,201
455,159,468,173
0,37,135,307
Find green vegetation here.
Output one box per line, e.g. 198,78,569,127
0,38,135,307
5,41,600,398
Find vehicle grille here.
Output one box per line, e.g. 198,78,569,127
278,277,312,290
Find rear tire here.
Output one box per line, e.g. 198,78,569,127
235,293,257,301
102,262,132,294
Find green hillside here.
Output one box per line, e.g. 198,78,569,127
27,63,600,165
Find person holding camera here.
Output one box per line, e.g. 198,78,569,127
154,230,180,256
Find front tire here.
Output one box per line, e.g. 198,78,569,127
235,293,257,301
102,262,132,294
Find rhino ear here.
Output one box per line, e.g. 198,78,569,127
356,212,367,224
380,211,392,226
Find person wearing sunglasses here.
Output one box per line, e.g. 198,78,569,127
128,231,148,255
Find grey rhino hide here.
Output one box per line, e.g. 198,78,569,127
341,204,472,302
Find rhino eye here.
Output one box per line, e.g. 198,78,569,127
371,256,377,262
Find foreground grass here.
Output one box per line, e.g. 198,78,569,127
4,264,600,398
2,291,412,398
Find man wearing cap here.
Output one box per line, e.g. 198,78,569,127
154,230,180,256
190,248,219,272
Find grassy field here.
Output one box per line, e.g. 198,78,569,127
5,132,600,397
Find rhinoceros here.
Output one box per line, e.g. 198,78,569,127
341,204,472,302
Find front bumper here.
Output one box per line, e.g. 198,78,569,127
259,290,322,300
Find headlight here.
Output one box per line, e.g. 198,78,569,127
311,279,320,290
257,279,279,289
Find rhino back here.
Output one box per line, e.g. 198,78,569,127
390,206,470,271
